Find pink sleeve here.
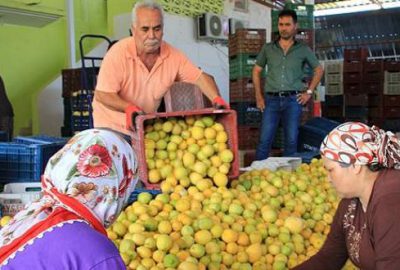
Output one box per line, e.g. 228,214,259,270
175,51,202,83
95,46,124,93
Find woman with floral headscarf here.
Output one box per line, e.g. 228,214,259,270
293,122,400,270
0,129,138,269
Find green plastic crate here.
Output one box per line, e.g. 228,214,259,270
229,54,266,80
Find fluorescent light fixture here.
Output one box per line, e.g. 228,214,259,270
382,1,400,9
0,6,62,27
314,4,381,16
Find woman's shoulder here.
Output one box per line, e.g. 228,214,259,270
4,221,122,270
373,169,400,199
52,221,117,252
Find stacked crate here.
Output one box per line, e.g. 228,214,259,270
342,48,371,124
229,29,266,152
381,62,400,131
61,68,98,136
322,61,344,122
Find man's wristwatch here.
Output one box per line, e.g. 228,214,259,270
305,89,313,95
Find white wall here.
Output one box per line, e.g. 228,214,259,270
38,1,270,136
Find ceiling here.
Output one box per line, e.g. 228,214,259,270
253,0,400,10
314,0,400,10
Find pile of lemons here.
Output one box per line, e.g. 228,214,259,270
143,115,234,189
108,159,357,270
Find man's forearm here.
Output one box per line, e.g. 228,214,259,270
195,73,219,101
94,91,131,112
252,66,263,98
308,65,324,91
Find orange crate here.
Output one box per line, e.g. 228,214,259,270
131,109,239,189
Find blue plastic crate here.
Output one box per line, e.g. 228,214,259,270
304,117,341,132
231,102,262,126
127,189,161,204
298,125,330,152
0,136,67,183
13,135,67,145
0,131,8,142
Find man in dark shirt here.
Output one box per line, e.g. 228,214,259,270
0,75,14,141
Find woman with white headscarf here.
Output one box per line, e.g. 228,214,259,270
0,128,138,269
293,122,400,270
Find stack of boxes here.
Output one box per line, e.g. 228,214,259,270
382,62,400,131
342,48,372,123
323,61,344,122
61,68,97,136
228,29,266,160
322,48,400,132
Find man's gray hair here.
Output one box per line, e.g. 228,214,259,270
131,0,164,25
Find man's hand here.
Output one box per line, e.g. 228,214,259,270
212,96,230,109
125,104,144,131
296,92,312,105
255,93,265,112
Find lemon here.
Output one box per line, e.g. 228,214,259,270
156,234,173,251
191,126,204,140
0,216,12,227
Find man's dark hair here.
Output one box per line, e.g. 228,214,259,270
278,9,297,23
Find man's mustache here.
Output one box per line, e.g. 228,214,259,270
144,39,160,46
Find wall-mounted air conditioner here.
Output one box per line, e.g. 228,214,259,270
229,18,249,35
197,13,229,40
0,6,62,28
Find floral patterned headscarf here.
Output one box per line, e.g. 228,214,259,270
0,129,138,266
320,122,400,169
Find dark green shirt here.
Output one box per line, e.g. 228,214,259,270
255,40,320,93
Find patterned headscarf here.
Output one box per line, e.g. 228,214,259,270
0,129,138,266
320,122,400,169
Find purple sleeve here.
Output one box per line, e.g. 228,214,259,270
2,222,125,270
89,256,126,270
292,200,349,270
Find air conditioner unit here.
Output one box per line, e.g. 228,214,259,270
197,13,229,40
0,6,62,28
228,18,249,35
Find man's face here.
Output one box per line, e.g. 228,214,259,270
132,7,163,54
278,16,297,40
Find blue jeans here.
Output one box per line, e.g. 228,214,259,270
255,94,303,160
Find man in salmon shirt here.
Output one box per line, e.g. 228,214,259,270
92,0,229,137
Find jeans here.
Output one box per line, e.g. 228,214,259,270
255,94,303,160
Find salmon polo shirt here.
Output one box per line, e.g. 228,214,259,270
92,37,202,135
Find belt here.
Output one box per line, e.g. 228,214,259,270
266,91,300,97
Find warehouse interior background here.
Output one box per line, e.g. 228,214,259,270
0,0,399,137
